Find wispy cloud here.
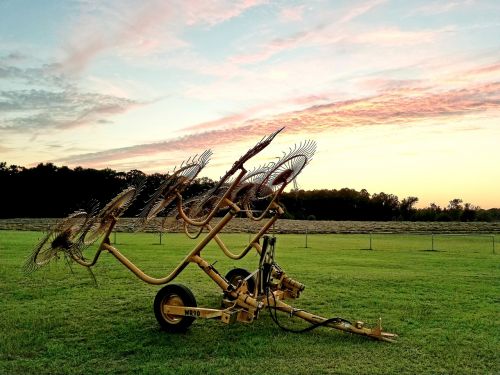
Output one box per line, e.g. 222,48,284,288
182,94,329,132
53,77,500,169
184,0,267,26
279,5,305,22
58,0,266,75
58,2,181,75
356,78,427,92
0,89,140,132
0,59,142,134
0,144,12,153
229,0,450,66
462,62,500,79
0,63,71,89
229,23,333,65
0,53,146,135
0,52,28,63
409,0,474,16
53,127,254,167
338,0,387,24
352,26,454,46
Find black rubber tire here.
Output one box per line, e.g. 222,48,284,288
225,268,256,298
154,284,197,333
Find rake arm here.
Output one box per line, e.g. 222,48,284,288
268,296,398,343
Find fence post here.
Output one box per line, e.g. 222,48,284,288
493,235,495,254
305,227,308,248
431,233,434,251
369,232,372,250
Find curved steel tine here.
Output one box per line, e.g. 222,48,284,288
136,149,213,228
212,128,284,194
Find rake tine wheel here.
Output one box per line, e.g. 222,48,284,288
134,150,212,231
24,209,94,273
241,140,317,221
260,139,316,194
79,185,140,248
211,127,284,194
177,129,283,227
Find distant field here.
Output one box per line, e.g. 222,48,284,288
1,218,499,234
1,230,499,374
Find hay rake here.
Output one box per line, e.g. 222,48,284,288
25,129,397,342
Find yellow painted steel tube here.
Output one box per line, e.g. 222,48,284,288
73,207,240,285
176,169,246,227
208,202,283,260
244,184,287,221
268,297,397,343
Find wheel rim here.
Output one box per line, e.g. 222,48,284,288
226,270,255,297
230,275,244,285
161,294,184,325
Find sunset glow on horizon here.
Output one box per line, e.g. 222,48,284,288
1,1,499,208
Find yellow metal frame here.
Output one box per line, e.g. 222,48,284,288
26,131,397,342
70,164,397,342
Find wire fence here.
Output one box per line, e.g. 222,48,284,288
297,232,498,254
135,230,498,254
59,223,499,255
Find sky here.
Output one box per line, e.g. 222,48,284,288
1,0,499,208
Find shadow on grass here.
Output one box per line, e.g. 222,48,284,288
126,311,379,355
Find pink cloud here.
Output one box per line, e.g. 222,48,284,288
60,36,108,76
352,26,453,46
462,62,500,79
409,0,474,16
279,5,305,22
228,21,350,65
229,0,389,65
53,126,263,168
58,2,180,75
230,1,446,66
0,144,12,153
357,78,428,92
338,0,387,24
182,94,329,132
184,0,267,26
57,1,267,74
53,78,500,169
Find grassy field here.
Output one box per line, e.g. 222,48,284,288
1,230,499,374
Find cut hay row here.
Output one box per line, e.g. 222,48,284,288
1,218,499,234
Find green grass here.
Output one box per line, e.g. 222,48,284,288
1,230,499,374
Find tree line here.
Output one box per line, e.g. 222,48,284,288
280,190,499,222
1,162,498,222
